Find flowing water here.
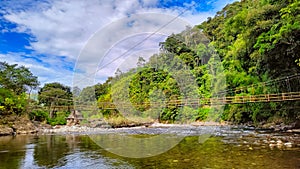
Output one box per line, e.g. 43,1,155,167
0,126,299,169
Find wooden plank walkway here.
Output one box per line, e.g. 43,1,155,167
95,91,300,110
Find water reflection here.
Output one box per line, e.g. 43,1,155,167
33,135,70,168
0,136,28,169
89,134,185,158
0,134,299,169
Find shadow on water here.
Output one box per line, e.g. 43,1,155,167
0,131,299,169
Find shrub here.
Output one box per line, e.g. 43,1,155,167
47,111,70,126
29,109,48,122
197,107,210,121
0,88,27,115
176,106,198,123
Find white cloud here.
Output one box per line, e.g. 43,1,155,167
1,0,236,87
93,34,165,82
72,12,191,88
3,0,213,58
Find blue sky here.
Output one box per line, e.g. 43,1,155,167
0,0,237,88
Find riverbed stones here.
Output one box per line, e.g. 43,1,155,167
284,142,292,148
287,129,300,133
269,143,276,148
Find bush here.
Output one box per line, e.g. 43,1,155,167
29,109,48,122
0,88,27,115
176,106,198,123
47,111,70,126
197,107,210,121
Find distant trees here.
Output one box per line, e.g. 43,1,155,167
0,62,39,115
0,62,74,125
38,82,73,118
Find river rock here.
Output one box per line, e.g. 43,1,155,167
284,142,292,148
292,129,300,133
269,143,276,147
287,129,300,133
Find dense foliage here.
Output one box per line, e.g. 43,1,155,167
0,62,39,95
85,0,300,124
0,62,38,116
198,0,300,123
37,82,73,124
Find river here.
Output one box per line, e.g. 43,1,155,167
0,126,299,169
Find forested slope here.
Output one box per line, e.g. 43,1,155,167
83,0,300,124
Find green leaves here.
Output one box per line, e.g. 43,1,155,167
198,0,300,123
0,88,27,115
255,0,300,55
0,62,38,116
38,83,72,107
0,62,39,95
38,82,73,118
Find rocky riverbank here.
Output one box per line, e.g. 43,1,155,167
1,119,299,150
36,123,300,149
0,115,38,136
1,117,300,136
221,127,300,150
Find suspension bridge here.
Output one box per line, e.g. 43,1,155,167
31,73,300,111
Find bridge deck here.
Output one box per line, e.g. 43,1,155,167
31,91,300,111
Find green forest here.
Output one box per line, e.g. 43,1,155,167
1,0,300,126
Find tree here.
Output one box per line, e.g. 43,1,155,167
0,62,39,95
72,86,81,97
0,62,39,115
114,68,123,79
95,77,112,98
137,56,146,67
77,86,96,103
38,82,73,118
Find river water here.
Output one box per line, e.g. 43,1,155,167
0,126,299,169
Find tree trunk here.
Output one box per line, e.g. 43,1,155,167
50,101,54,119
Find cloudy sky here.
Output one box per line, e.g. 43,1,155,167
0,0,236,88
